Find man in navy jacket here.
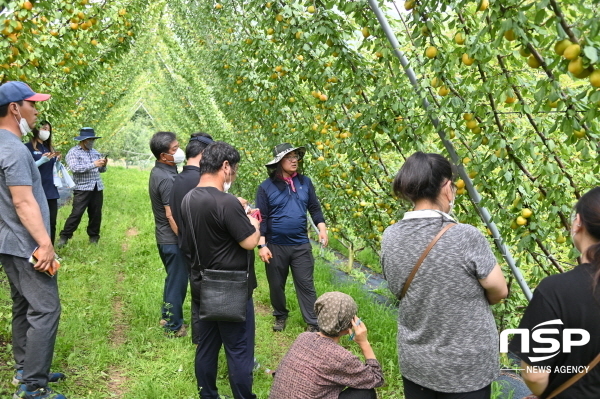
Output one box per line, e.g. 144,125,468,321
255,143,328,332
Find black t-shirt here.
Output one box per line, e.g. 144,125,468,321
181,186,257,296
169,165,201,250
509,263,600,398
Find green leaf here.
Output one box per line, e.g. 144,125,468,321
583,46,598,63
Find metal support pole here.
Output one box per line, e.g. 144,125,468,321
367,0,532,300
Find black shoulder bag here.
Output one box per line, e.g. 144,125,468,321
184,195,249,322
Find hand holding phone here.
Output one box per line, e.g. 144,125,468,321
29,247,61,277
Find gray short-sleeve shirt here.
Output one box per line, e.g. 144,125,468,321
381,212,499,392
0,129,50,258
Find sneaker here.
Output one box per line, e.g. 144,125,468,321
56,237,68,248
13,384,66,399
165,324,187,338
12,370,66,386
307,325,319,333
273,317,286,332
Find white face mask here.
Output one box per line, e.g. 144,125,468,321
223,168,232,193
38,130,50,141
14,107,32,137
173,148,185,164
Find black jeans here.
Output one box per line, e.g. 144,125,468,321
265,243,318,326
47,198,57,244
59,187,103,239
403,377,491,399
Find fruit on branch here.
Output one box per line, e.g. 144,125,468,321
462,53,475,66
527,54,541,68
521,208,532,218
425,46,437,59
454,32,465,45
554,39,572,56
563,44,581,60
503,29,516,41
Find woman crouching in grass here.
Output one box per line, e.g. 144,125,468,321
269,291,384,399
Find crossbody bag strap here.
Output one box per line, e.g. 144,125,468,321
546,352,600,399
399,223,457,300
184,195,204,273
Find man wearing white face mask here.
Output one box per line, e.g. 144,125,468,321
57,127,107,247
0,82,69,399
149,131,188,337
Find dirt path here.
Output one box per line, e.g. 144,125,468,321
106,228,139,397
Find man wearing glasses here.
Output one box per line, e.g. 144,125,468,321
255,143,328,332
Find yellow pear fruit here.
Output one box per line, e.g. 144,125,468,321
454,32,465,45
431,77,441,87
521,208,532,218
574,129,586,139
568,57,584,76
503,29,516,41
563,44,581,60
527,54,541,68
519,47,531,57
591,70,600,88
462,53,475,66
438,86,449,96
554,39,572,56
516,216,527,226
425,46,438,59
478,0,489,11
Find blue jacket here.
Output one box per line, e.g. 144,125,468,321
255,174,325,246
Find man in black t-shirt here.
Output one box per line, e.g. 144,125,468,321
181,141,260,399
169,132,213,345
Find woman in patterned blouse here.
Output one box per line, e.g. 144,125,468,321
269,292,384,399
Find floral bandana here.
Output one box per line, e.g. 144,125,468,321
314,292,358,337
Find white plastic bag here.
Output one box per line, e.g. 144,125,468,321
55,162,75,188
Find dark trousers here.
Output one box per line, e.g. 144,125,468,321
339,388,378,399
265,243,318,326
403,377,491,399
0,255,61,390
195,299,256,399
157,244,188,331
185,252,201,344
47,199,58,245
59,187,103,239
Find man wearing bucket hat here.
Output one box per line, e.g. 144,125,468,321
57,127,107,247
255,143,328,332
0,82,68,399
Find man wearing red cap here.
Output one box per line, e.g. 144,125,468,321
0,82,67,399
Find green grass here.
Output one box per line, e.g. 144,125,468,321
0,167,404,398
